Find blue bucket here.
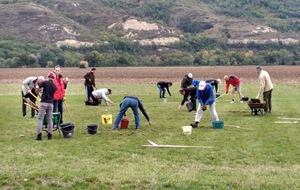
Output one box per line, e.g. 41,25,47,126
212,120,224,129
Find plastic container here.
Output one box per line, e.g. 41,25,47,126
182,126,192,135
212,120,224,129
101,114,112,125
120,118,129,129
60,123,75,138
87,124,98,135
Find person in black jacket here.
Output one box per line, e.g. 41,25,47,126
84,68,96,102
113,95,152,130
181,73,193,89
157,81,172,98
178,87,197,112
36,72,56,140
206,78,221,96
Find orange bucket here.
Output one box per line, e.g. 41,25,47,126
120,118,129,129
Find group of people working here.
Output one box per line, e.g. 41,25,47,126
157,66,273,128
22,65,69,140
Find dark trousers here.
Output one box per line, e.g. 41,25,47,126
53,99,63,124
263,89,273,113
85,94,102,106
22,90,37,117
85,85,94,101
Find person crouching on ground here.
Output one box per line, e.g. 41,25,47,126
36,72,56,140
113,95,151,130
190,81,219,128
178,87,197,112
85,88,113,106
157,81,172,98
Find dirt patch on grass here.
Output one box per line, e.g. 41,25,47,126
1,66,299,85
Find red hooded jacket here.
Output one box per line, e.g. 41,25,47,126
225,75,240,93
53,74,66,100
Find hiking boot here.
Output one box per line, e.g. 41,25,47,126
190,123,198,128
47,133,52,140
36,133,42,140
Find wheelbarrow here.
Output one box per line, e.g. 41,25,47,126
247,99,266,116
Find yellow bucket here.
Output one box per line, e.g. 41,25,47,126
101,114,112,125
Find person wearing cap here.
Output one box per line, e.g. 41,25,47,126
36,72,57,140
53,65,69,124
84,67,96,102
85,88,113,106
157,81,172,98
255,66,273,113
190,81,218,128
21,76,44,118
178,87,197,112
224,75,244,103
113,95,151,130
181,73,193,89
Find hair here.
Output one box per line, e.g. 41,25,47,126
108,89,112,94
256,66,262,71
91,68,96,71
169,82,173,86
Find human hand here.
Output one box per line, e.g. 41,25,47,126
226,92,228,94
148,121,152,125
178,105,182,109
201,104,207,111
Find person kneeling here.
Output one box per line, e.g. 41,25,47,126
85,88,113,106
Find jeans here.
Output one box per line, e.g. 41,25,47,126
157,84,165,98
114,98,140,129
37,102,53,134
53,99,63,124
85,85,94,101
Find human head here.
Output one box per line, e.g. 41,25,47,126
216,78,221,83
256,66,262,74
37,76,45,84
168,82,173,86
107,89,112,94
179,89,186,95
91,68,96,73
198,81,206,90
54,65,61,75
47,72,55,79
187,73,193,78
223,75,229,81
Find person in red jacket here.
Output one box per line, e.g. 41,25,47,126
224,75,244,103
53,65,69,124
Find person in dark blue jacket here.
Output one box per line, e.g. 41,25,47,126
190,81,219,128
113,95,152,130
157,81,172,98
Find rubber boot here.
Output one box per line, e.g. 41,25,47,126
36,133,42,140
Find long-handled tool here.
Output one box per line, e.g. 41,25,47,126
24,103,39,112
216,88,233,100
63,98,73,121
29,91,41,102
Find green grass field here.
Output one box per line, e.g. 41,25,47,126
1,83,300,189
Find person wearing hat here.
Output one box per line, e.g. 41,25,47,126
255,66,273,113
113,95,151,130
36,72,57,140
85,88,113,106
193,79,221,97
157,81,172,98
21,76,44,118
190,81,219,128
224,75,244,103
181,73,193,89
84,67,96,102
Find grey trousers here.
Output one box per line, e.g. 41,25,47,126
37,102,54,134
263,89,273,113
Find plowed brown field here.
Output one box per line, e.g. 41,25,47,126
1,66,299,84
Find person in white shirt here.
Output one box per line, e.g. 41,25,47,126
255,66,274,113
85,88,113,106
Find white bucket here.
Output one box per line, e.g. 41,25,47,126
163,98,167,103
182,126,192,135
